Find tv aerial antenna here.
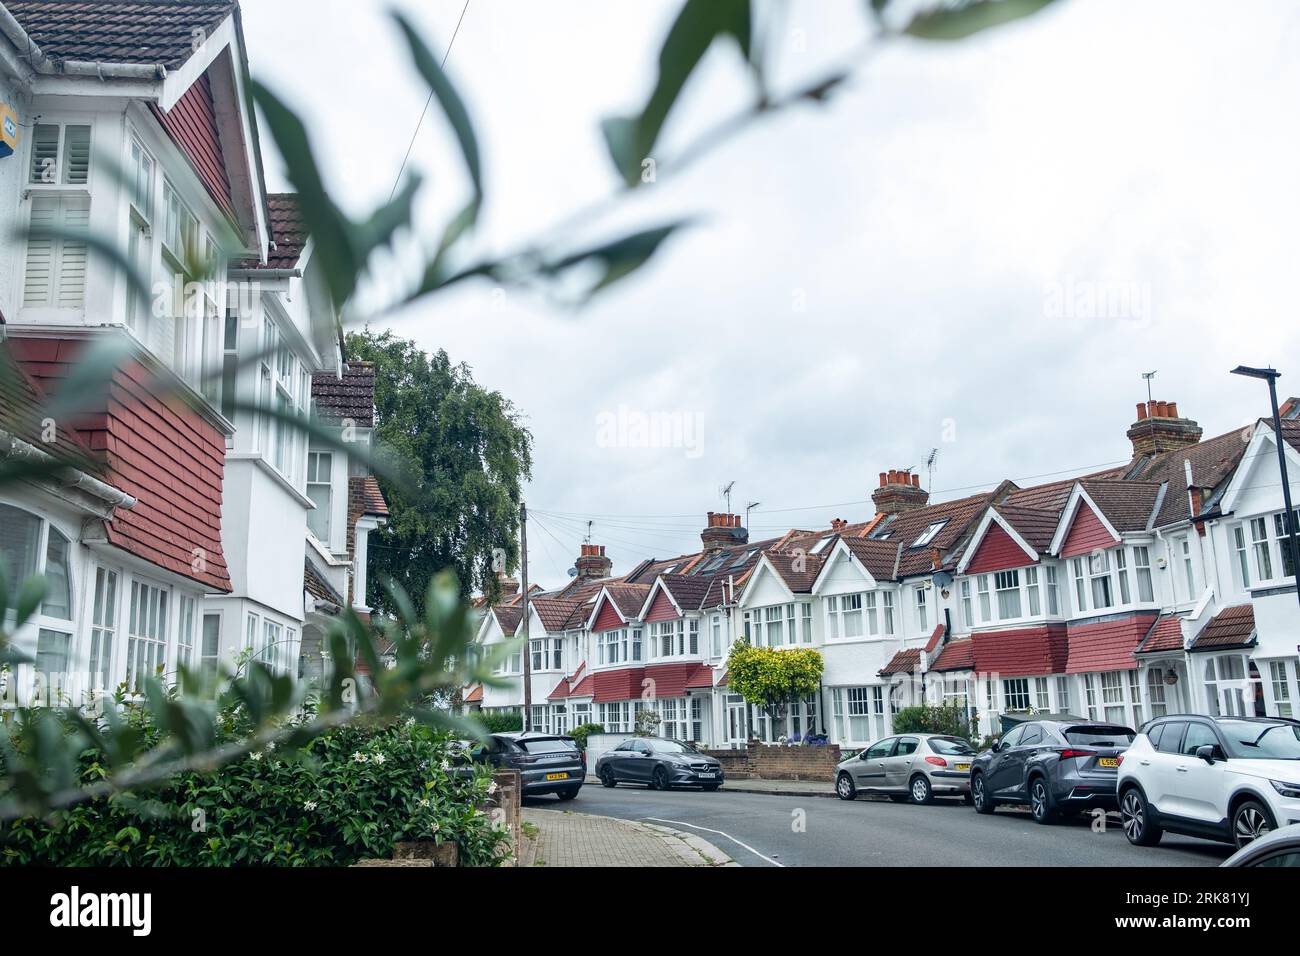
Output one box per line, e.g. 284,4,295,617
719,480,735,514
1142,370,1158,404
925,448,939,491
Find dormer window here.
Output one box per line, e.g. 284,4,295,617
911,521,946,548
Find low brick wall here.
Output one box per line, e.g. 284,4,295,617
701,741,842,782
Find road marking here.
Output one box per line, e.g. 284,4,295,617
645,817,784,867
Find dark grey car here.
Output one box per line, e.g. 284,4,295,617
464,732,585,800
596,737,724,791
970,720,1135,824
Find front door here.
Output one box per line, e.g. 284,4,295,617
726,695,747,749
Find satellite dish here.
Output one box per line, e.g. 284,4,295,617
933,570,954,590
567,567,578,578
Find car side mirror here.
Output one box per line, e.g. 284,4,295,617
1195,744,1222,764
859,752,870,761
991,741,1002,753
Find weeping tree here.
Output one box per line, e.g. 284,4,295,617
0,0,1066,820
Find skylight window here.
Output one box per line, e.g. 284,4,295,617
911,520,947,549
729,549,757,569
809,536,833,555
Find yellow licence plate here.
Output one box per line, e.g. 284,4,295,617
955,763,970,772
545,772,569,781
1098,757,1119,768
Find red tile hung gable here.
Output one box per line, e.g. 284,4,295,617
966,522,1036,574
1065,614,1158,674
971,625,1068,676
12,339,231,591
1060,502,1119,559
591,597,626,633
152,71,236,221
643,662,711,698
464,685,483,703
644,589,680,624
592,667,645,703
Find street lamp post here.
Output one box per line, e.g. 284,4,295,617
1231,365,1300,614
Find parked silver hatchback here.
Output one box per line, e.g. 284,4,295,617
835,734,976,804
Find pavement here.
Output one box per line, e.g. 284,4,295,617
520,805,737,867
550,781,1236,867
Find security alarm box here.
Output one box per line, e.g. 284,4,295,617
0,104,18,158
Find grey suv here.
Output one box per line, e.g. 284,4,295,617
464,732,585,800
970,720,1135,823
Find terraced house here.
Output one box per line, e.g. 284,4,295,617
474,400,1300,749
0,0,383,705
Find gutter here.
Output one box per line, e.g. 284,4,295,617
0,427,136,512
0,6,167,80
227,268,302,280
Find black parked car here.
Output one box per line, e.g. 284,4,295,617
970,719,1135,823
596,737,723,791
460,732,585,800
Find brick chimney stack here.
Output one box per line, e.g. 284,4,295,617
496,572,520,598
1127,400,1203,459
871,469,930,516
574,543,613,581
701,512,748,552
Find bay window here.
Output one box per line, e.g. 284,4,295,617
1251,517,1273,580
88,568,118,692
831,686,886,744
1114,549,1131,604
977,574,992,621
1,506,76,702
1088,551,1113,609
1072,558,1088,614
1134,546,1154,602
127,581,168,692
1003,678,1031,711
960,579,973,629
800,602,812,643
1025,567,1041,616
994,570,1021,619
1232,525,1251,589
764,605,785,645
882,592,895,635
1045,565,1061,614
838,594,864,638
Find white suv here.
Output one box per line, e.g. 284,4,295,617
1117,715,1300,849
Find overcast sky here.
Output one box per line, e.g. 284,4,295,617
241,0,1300,587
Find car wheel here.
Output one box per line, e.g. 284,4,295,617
836,772,857,801
1232,799,1275,849
599,766,617,788
651,766,671,791
557,786,580,801
1029,777,1057,825
909,774,934,806
1120,787,1163,846
971,773,995,814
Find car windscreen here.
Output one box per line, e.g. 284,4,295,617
1063,726,1135,747
928,737,975,755
647,739,698,754
1220,721,1300,759
520,738,578,755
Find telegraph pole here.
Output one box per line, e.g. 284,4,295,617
520,501,532,732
